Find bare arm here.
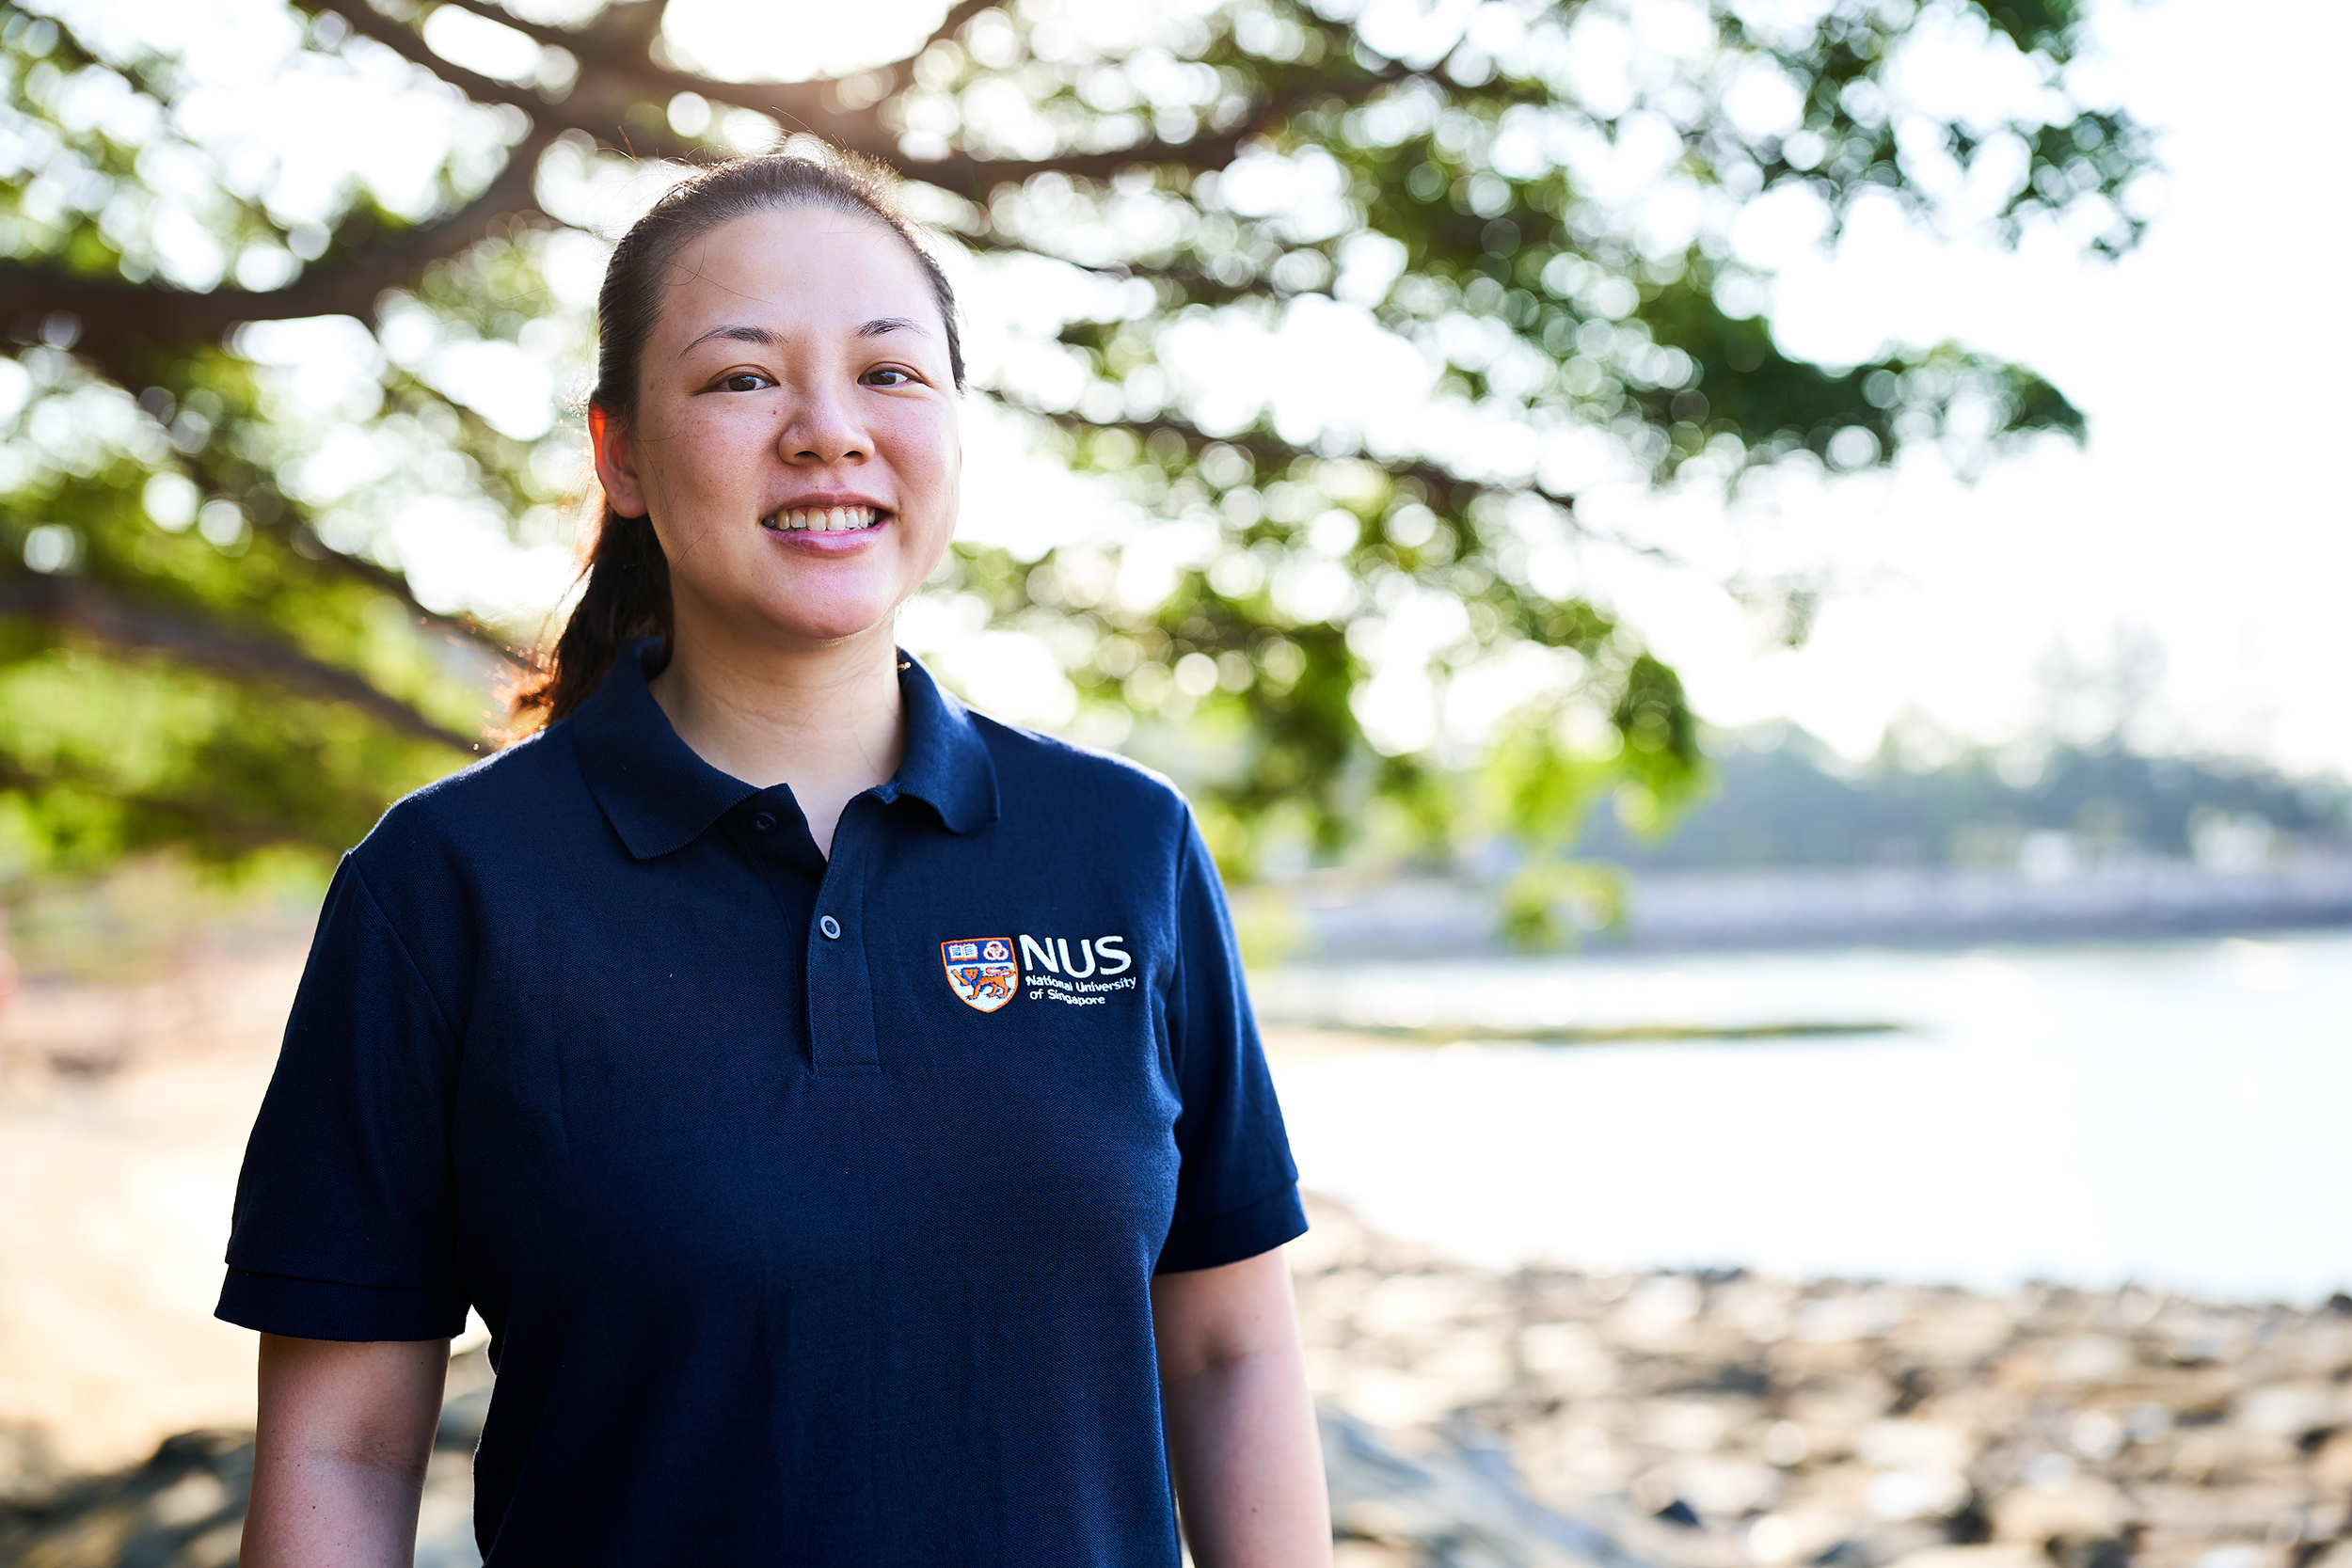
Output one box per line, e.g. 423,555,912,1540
1152,1248,1331,1568
241,1334,449,1568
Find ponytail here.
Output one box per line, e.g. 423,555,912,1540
510,505,671,726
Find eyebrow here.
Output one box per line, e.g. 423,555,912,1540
678,318,930,357
678,324,775,358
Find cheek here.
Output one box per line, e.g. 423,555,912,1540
879,406,960,499
642,403,765,490
638,418,763,561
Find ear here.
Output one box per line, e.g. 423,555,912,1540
588,404,648,518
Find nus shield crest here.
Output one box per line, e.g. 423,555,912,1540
940,938,1019,1013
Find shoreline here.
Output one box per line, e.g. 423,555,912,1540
1255,863,2352,958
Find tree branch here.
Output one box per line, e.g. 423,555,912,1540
303,0,719,161
0,124,558,353
278,533,522,666
183,441,524,665
302,0,716,160
437,0,991,75
310,1,1410,203
421,0,581,51
437,0,998,154
888,60,1418,198
0,575,482,751
958,230,1276,307
1004,398,1719,578
0,753,327,854
918,0,1003,54
1008,400,1581,529
1061,403,1738,589
418,0,1419,199
307,0,550,116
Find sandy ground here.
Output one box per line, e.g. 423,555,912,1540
0,950,303,1485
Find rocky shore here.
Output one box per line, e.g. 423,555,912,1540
5,1192,2344,1568
1296,1197,2351,1568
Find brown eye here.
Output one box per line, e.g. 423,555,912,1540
863,366,915,388
722,372,771,393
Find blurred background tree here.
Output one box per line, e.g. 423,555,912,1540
0,0,2151,932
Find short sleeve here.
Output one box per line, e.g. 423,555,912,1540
215,855,469,1340
1154,816,1308,1274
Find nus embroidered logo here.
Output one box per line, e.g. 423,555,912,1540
939,934,1140,1012
940,938,1019,1013
1016,934,1136,1007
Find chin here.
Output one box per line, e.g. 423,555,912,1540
751,588,908,648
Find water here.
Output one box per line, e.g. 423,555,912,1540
1257,930,2352,1304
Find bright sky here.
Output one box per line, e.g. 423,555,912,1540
1596,0,2352,775
55,0,2351,777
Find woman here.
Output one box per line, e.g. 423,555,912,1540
219,152,1328,1565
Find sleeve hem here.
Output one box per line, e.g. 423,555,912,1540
1153,1181,1309,1275
215,1267,468,1341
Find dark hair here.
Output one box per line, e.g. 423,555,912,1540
511,149,965,729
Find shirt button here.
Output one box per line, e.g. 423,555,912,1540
819,914,842,940
751,812,776,832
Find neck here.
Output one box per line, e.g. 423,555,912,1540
648,618,905,859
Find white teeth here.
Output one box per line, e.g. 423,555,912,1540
766,506,875,532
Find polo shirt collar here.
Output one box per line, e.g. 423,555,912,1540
892,651,1000,835
570,639,998,860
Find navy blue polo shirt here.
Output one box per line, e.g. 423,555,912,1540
216,640,1305,1565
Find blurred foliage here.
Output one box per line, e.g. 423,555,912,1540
0,0,2152,937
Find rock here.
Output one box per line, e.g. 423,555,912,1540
1322,1408,1661,1568
1522,1323,1620,1398
2233,1384,2341,1438
0,1429,249,1568
1859,1421,1975,1473
2310,1431,2352,1491
1290,1194,2352,1568
1885,1544,2049,1568
1991,1476,2130,1544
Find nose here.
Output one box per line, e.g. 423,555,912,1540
778,379,867,467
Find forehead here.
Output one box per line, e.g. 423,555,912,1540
653,206,940,341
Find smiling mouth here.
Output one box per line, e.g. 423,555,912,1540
761,505,883,533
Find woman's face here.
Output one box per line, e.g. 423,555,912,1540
592,206,961,653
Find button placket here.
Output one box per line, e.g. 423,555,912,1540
803,799,882,1076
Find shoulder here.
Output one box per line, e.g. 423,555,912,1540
347,720,586,877
969,713,1194,832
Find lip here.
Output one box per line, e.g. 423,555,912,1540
765,490,890,515
756,491,894,547
759,511,893,554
